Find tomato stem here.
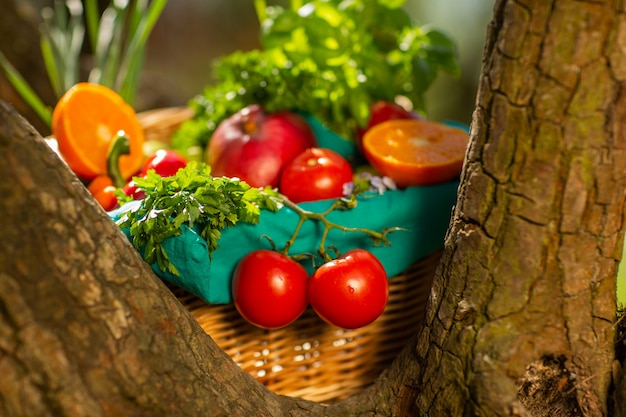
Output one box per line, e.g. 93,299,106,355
278,195,403,263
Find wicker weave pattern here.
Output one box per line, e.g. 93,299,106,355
139,108,441,403
173,250,440,403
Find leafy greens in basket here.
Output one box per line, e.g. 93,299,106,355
172,0,460,154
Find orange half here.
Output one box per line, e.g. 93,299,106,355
52,83,145,181
362,119,469,188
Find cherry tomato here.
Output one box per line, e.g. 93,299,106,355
232,250,309,329
279,148,353,203
140,149,188,177
356,101,420,150
87,175,119,211
308,249,389,329
122,180,146,200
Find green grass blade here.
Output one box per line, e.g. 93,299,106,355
40,36,63,98
93,4,124,88
40,7,66,76
53,0,68,32
91,7,115,85
254,0,267,24
103,4,127,89
65,0,85,91
0,50,52,127
117,0,168,103
84,0,100,53
129,0,149,37
120,50,145,105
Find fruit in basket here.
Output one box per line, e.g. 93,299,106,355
308,249,389,329
52,82,145,181
140,149,188,177
205,105,317,188
87,175,118,211
122,180,146,201
356,100,420,148
362,119,469,188
279,148,353,203
120,150,188,201
232,250,309,329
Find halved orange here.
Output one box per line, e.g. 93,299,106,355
362,119,469,188
52,83,145,181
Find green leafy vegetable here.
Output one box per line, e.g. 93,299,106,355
172,0,459,153
116,161,282,275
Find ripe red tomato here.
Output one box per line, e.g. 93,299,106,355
308,249,389,329
232,250,309,329
122,180,146,200
279,148,353,203
140,149,188,177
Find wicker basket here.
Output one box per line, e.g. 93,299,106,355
138,107,442,403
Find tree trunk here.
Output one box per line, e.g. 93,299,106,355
406,0,626,415
0,104,329,416
1,0,626,416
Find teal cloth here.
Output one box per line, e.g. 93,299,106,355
111,182,458,304
109,115,465,305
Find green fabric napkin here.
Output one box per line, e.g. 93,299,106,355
110,115,465,304
111,182,458,304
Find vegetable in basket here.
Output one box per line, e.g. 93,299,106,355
206,104,317,188
0,0,169,211
232,249,309,329
308,249,389,330
172,0,460,154
279,147,354,203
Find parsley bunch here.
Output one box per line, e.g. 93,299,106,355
115,162,403,275
172,0,459,153
115,162,281,275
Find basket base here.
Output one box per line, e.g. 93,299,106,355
171,250,442,403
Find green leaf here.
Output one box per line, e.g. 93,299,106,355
0,50,52,126
84,0,100,53
118,162,279,275
175,0,460,149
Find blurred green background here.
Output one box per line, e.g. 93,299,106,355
2,0,494,129
138,0,494,125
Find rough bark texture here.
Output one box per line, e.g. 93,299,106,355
0,103,328,416
405,0,626,415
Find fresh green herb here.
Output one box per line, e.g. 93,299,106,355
116,161,282,275
115,160,403,275
0,0,168,126
172,0,459,152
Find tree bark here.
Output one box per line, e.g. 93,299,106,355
1,0,626,416
406,0,626,415
0,103,328,416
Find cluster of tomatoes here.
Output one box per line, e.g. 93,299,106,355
88,148,188,211
204,102,418,329
232,248,389,330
